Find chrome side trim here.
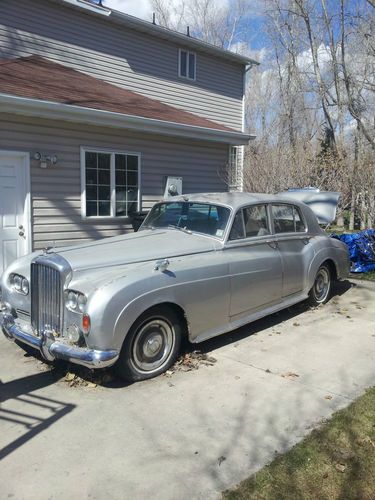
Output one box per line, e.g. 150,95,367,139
0,312,119,369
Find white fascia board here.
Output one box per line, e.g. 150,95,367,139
0,94,253,145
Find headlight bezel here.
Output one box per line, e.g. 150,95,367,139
9,273,29,295
65,289,87,313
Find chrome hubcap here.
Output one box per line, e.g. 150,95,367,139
314,268,330,302
132,318,174,373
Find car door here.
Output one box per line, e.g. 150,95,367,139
271,203,311,297
225,204,283,320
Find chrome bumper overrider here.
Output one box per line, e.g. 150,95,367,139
0,312,119,369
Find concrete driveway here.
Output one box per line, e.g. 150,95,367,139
1,279,374,500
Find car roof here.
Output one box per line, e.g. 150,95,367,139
167,192,295,211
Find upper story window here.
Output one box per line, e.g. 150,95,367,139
229,204,270,240
272,204,306,233
179,49,196,80
81,149,140,218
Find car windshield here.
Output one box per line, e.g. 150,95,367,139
140,201,231,238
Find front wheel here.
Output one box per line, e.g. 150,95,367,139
308,264,331,306
115,305,183,382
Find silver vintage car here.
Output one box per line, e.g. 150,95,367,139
0,192,349,381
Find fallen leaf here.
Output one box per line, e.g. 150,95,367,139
281,372,300,379
335,463,346,473
293,322,300,327
86,382,97,389
65,372,76,382
325,395,333,400
218,456,226,466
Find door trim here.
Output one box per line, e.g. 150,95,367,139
0,150,32,254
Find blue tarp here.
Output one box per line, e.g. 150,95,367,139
332,229,375,273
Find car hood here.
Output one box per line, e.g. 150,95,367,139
48,229,222,272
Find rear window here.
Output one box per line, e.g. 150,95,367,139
272,204,306,233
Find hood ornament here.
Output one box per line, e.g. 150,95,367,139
154,259,170,272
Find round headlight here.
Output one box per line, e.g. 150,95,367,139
21,278,29,295
14,275,22,291
67,291,78,310
77,294,87,312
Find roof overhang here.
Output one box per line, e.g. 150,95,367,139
53,0,259,67
0,93,253,145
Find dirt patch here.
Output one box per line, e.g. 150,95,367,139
165,350,217,376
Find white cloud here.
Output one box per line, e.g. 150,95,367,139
296,44,331,73
103,0,151,19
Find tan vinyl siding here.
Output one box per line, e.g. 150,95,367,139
0,114,229,249
0,0,244,130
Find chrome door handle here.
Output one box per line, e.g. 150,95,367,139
266,240,278,250
19,231,25,237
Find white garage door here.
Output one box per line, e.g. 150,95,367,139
0,152,30,276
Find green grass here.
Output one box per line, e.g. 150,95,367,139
351,271,375,282
223,387,375,500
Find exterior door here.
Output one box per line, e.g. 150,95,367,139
226,204,283,320
0,152,30,276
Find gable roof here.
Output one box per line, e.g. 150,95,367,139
0,56,251,144
55,0,259,67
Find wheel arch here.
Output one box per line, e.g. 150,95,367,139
322,258,338,281
114,298,190,349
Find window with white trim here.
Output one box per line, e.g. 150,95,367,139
82,150,140,218
179,49,196,80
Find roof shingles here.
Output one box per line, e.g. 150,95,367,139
0,55,236,133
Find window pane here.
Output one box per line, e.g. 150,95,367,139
86,152,97,169
243,205,269,238
188,53,195,79
98,170,110,185
115,154,126,170
86,185,97,201
98,201,110,216
116,201,127,216
98,185,110,200
127,170,138,186
98,153,110,170
86,201,97,217
294,207,306,232
229,211,245,240
180,50,187,76
272,205,295,233
116,170,126,185
127,155,138,171
86,169,97,185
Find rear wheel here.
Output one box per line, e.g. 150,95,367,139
115,305,183,382
308,264,331,306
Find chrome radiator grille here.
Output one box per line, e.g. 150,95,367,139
31,263,63,335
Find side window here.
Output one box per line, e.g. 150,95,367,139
179,49,196,80
272,204,306,233
229,211,245,240
243,205,270,237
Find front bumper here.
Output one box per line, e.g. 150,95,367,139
0,312,119,369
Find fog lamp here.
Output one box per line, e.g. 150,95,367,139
66,324,81,344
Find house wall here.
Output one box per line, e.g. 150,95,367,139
0,114,229,249
0,0,244,130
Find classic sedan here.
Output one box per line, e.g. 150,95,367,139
0,192,349,381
